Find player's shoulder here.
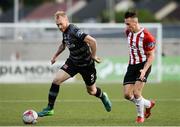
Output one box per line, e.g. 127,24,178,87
143,28,155,40
69,24,79,30
143,28,153,36
68,24,80,33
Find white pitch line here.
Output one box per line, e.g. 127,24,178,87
1,99,180,103
0,125,180,127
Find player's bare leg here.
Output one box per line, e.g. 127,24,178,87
38,70,71,117
123,84,136,103
86,84,112,112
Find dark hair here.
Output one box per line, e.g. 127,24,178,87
124,11,137,19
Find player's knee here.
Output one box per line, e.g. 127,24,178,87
133,92,141,99
124,93,131,100
52,78,62,85
87,89,96,95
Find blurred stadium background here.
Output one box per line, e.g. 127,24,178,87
0,0,180,126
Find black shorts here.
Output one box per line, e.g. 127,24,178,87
61,59,97,86
123,61,151,85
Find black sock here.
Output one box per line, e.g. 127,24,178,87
95,87,103,98
48,83,60,109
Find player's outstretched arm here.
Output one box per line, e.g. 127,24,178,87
84,35,101,63
51,43,65,64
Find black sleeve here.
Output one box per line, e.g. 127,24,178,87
70,24,88,41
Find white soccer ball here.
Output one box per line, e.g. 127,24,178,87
22,109,38,124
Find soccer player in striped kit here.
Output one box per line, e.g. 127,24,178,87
123,11,155,123
38,11,112,117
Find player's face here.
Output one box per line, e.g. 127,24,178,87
124,17,137,32
56,16,68,32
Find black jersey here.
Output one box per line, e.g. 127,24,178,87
62,24,93,67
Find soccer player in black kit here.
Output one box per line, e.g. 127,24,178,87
38,11,112,117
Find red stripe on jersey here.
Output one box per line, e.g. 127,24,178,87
130,33,136,64
136,32,143,63
125,29,130,37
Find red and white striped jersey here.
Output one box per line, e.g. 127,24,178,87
125,28,156,65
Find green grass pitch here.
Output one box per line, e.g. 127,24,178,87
0,81,180,126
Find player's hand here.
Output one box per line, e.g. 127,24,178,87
51,58,56,65
139,69,146,81
93,56,101,63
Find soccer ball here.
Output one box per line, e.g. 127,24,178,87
22,109,38,124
